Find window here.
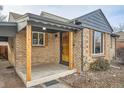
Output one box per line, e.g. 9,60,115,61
92,31,103,54
32,32,45,46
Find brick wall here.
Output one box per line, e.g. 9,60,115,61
32,32,60,65
15,30,26,69
14,27,115,72
116,41,124,49
8,37,16,66
15,29,60,69
110,37,116,60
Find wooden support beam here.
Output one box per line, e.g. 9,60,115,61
69,32,73,69
26,25,32,81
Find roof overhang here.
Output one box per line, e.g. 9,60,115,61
16,13,82,32
28,20,80,32
0,22,17,37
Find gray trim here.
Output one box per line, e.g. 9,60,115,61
17,20,27,31
41,11,70,22
16,13,82,32
26,13,82,29
0,37,8,42
16,16,29,31
29,20,78,32
0,26,17,37
0,22,17,37
0,22,17,26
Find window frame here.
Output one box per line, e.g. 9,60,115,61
92,31,104,55
32,31,45,46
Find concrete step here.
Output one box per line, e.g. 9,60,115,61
27,69,76,87
33,79,71,88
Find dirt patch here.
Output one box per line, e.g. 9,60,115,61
60,62,124,88
0,60,25,88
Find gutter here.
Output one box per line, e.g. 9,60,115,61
111,33,120,37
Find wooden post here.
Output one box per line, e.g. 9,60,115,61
26,25,32,81
69,32,73,69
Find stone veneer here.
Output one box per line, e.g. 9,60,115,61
82,28,115,71
73,28,116,71
73,31,82,72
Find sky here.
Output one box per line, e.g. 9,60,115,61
1,5,124,27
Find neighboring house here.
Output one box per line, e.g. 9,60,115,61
116,31,124,49
115,31,124,61
0,9,117,87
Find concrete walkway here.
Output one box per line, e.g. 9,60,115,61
0,59,25,88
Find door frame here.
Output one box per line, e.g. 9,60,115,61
59,32,74,69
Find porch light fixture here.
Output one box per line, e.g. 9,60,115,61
42,27,46,30
54,34,58,38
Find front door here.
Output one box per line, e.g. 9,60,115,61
61,32,69,65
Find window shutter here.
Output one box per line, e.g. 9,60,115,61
45,33,48,46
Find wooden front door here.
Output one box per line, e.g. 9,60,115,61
61,32,69,65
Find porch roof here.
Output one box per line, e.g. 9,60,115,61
17,13,83,32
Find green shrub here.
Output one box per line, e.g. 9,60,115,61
90,58,110,71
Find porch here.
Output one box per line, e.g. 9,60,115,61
15,13,81,87
16,63,76,87
15,24,76,87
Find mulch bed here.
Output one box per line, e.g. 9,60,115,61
60,62,124,88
